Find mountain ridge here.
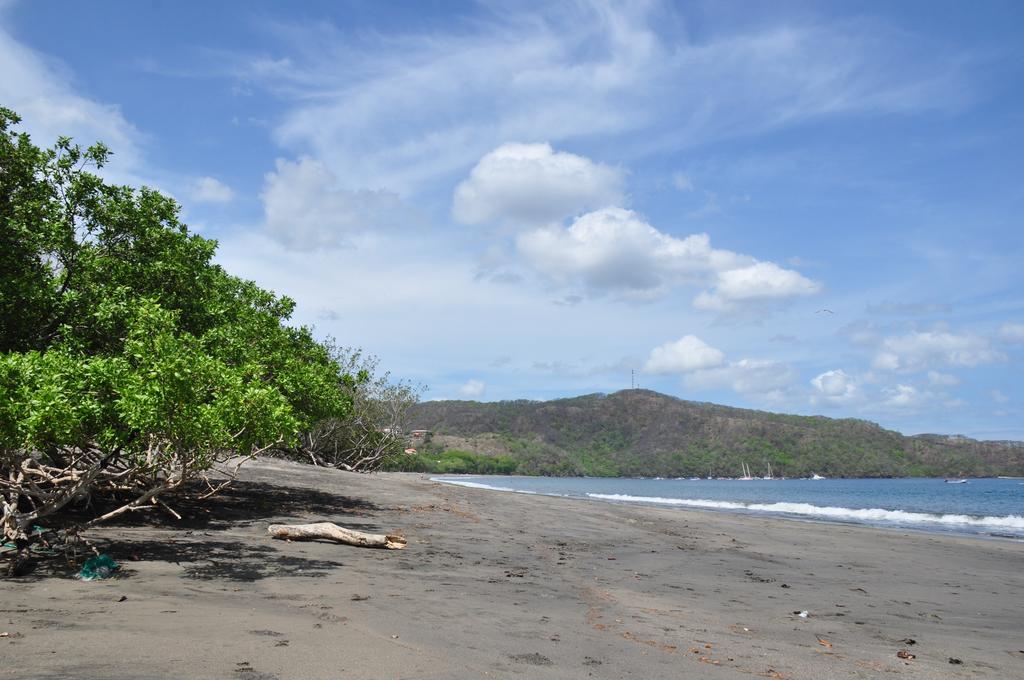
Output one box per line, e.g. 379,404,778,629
408,389,1024,477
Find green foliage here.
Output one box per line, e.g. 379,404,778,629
289,347,421,472
0,108,351,538
384,449,519,475
409,390,1024,478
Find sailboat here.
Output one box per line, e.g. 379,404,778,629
738,462,754,480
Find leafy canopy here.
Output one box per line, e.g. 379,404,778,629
0,107,351,536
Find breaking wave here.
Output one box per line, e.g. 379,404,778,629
586,494,1024,532
431,478,537,494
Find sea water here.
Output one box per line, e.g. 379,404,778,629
431,476,1024,540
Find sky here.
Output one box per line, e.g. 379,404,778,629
2,0,1023,439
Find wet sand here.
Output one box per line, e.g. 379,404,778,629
3,458,1023,679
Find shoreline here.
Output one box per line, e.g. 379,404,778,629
432,474,1024,543
5,458,1023,679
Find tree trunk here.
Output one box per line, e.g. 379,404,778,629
267,522,407,549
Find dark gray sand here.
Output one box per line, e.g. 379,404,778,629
3,458,1023,679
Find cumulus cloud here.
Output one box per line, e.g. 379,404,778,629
694,261,822,311
458,379,486,398
1000,323,1024,343
873,330,1005,373
514,206,818,308
810,369,861,406
991,389,1009,404
261,157,405,250
643,335,725,374
191,176,234,203
516,208,747,295
453,142,623,226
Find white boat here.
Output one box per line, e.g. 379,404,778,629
944,479,968,484
738,462,754,480
810,473,826,480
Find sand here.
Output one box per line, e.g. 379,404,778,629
3,458,1023,679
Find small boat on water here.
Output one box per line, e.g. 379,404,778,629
945,479,968,484
810,473,826,480
738,462,754,480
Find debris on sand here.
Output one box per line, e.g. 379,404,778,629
76,554,119,581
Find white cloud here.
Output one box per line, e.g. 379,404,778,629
227,4,969,197
0,25,143,178
513,206,817,309
810,369,861,406
261,157,406,250
458,379,486,398
876,383,963,413
694,261,822,311
999,323,1024,343
453,142,623,226
643,335,725,374
881,384,921,409
873,330,1005,373
991,390,1009,404
516,208,749,296
191,176,235,203
927,370,960,387
513,206,819,307
686,359,796,398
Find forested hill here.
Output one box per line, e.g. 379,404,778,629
408,389,1024,478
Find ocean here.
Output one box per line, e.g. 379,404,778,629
432,475,1024,540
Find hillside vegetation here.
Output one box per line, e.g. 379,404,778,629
407,390,1024,478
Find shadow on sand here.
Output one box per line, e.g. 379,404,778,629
5,478,385,581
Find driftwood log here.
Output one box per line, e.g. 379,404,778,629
267,522,407,549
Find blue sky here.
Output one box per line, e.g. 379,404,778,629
3,0,1023,438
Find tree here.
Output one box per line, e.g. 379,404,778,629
0,108,351,546
291,347,422,472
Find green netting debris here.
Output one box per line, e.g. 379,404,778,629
77,554,119,581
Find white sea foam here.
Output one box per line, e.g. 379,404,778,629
431,478,537,494
586,494,1024,531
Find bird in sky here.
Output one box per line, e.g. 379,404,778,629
815,309,834,314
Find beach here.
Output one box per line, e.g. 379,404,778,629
4,458,1023,679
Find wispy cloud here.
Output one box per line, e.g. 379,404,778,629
260,157,410,250
219,2,969,196
873,330,1005,373
0,24,144,178
190,176,235,204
